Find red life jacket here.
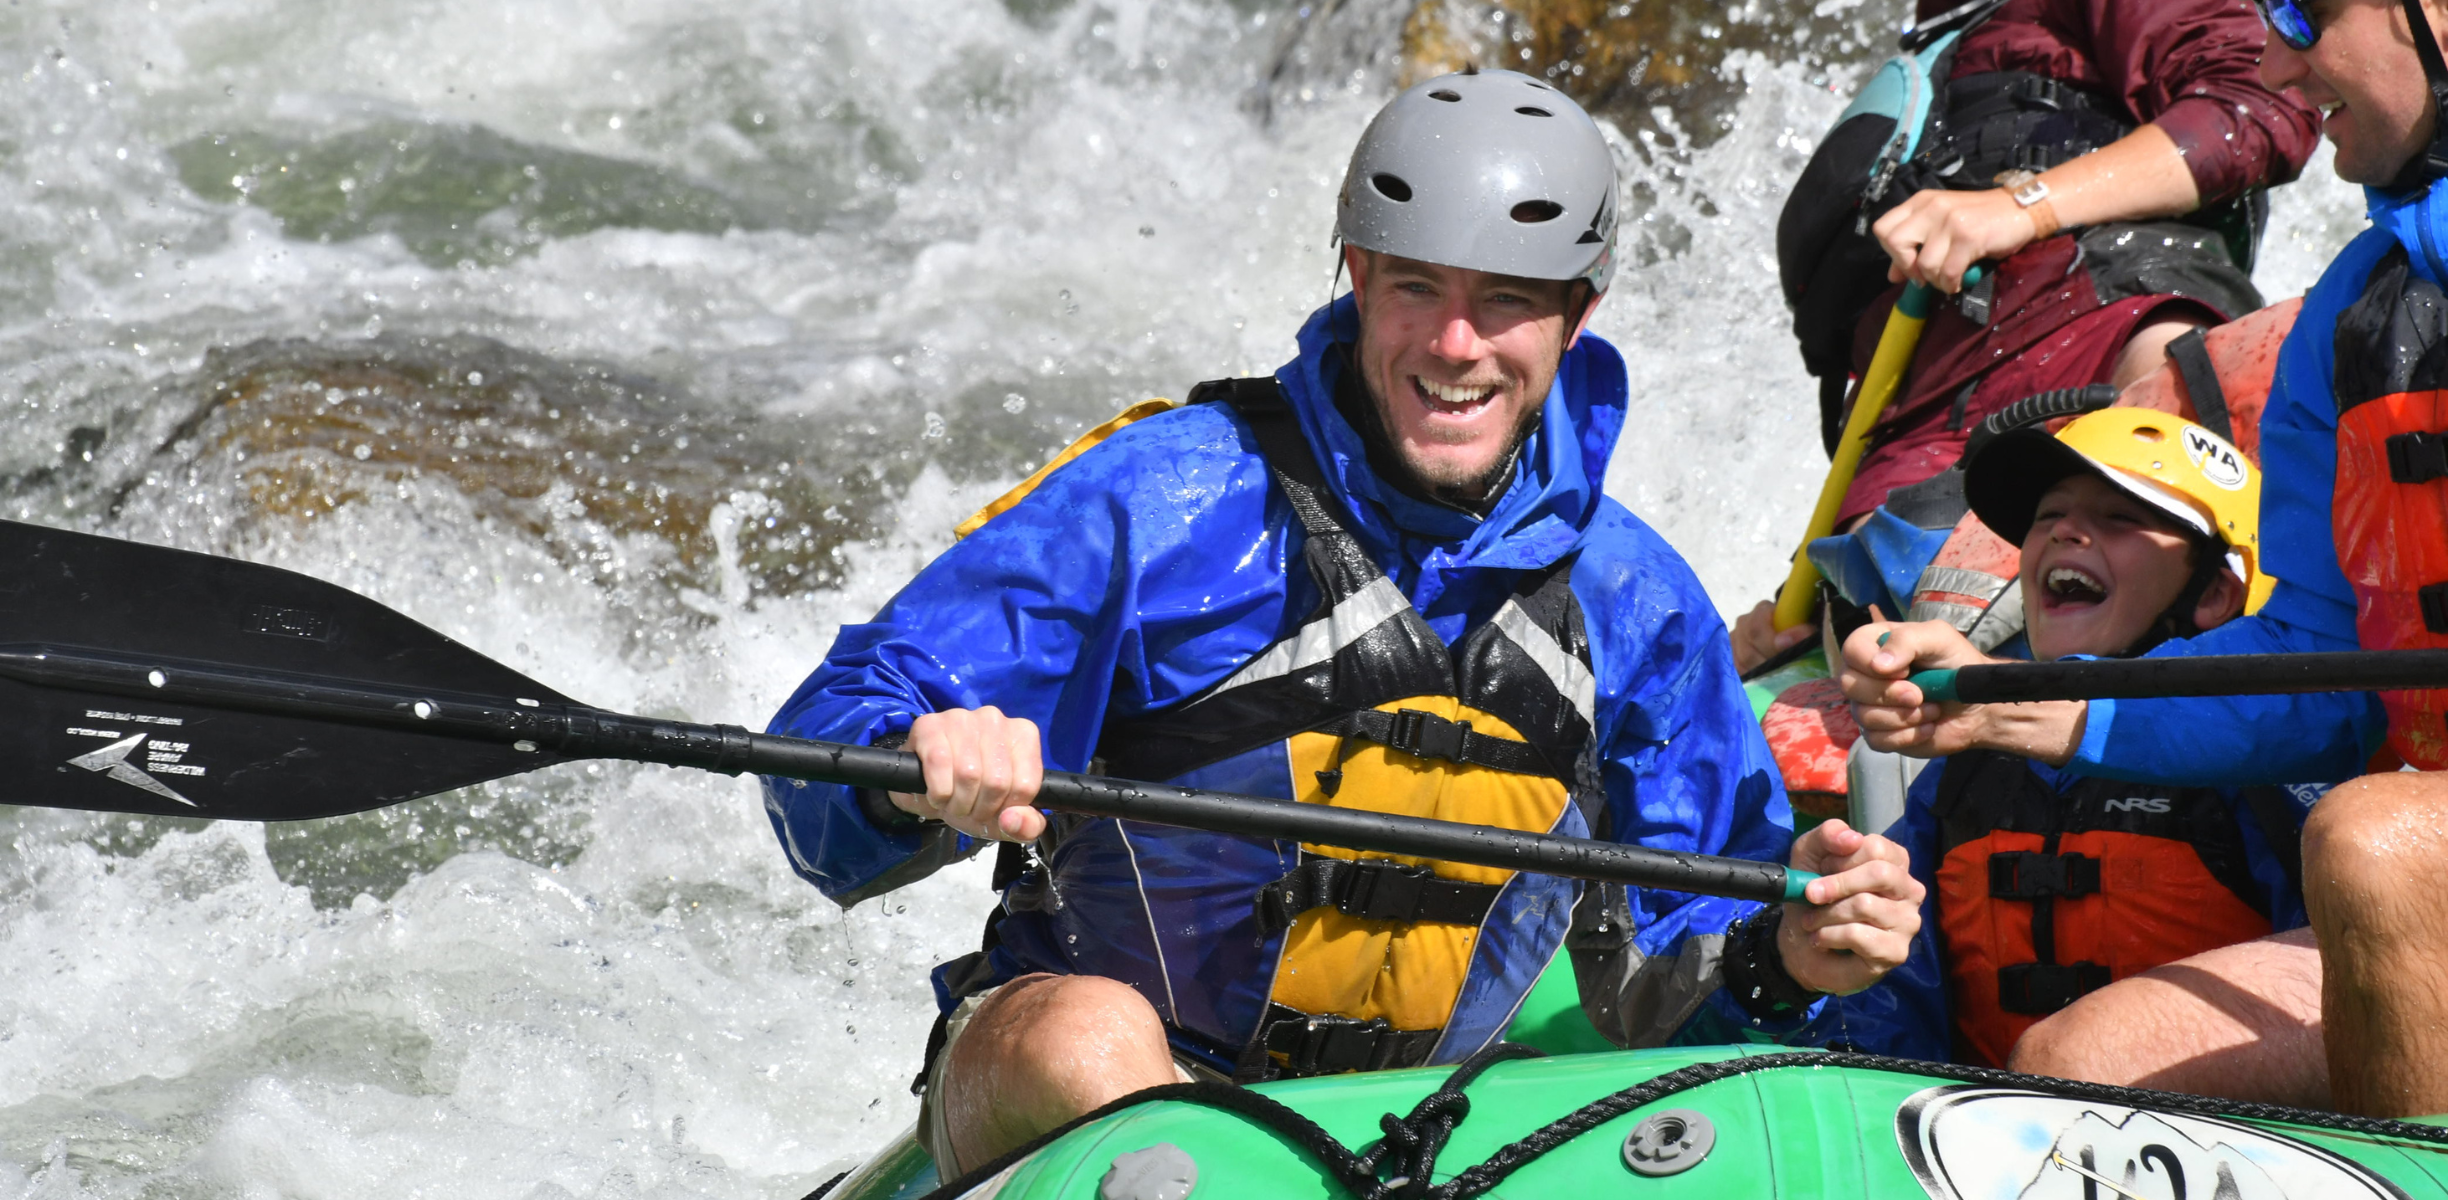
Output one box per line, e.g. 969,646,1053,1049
1929,751,2295,1067
2332,245,2448,769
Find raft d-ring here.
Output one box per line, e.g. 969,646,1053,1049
1099,1143,1197,1200
1622,1108,1716,1177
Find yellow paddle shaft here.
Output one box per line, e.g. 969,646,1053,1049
1771,274,1973,631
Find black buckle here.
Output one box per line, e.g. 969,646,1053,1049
1386,708,1469,762
1341,859,1425,921
1259,1008,1438,1076
1265,1011,1394,1075
2387,431,2448,484
2422,582,2448,636
1998,962,2111,1013
1988,851,2101,899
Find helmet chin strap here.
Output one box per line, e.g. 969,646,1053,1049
2390,0,2448,191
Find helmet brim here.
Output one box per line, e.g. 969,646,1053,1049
1964,427,2216,547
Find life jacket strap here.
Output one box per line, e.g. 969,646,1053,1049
1241,1003,1442,1080
1313,707,1560,782
1987,850,2101,900
2420,582,2448,636
1997,961,2111,1014
2387,430,2448,485
1254,856,1503,936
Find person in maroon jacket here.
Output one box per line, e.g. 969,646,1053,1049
1735,0,2321,672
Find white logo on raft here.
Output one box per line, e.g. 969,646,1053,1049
2103,796,2171,814
2182,426,2250,491
1895,1084,2403,1199
63,715,204,807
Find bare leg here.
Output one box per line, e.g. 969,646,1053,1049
2109,317,2213,391
2305,771,2448,1117
941,973,1181,1169
2007,928,2327,1107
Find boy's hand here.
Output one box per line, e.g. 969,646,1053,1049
1838,618,1995,758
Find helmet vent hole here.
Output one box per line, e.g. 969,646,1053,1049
1515,106,1552,117
1372,173,1414,202
1429,89,1462,102
1510,200,1563,224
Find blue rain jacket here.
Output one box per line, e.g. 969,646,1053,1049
761,296,1806,1067
2062,183,2448,785
1829,759,2315,1062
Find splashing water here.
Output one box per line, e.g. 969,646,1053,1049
0,0,2369,1195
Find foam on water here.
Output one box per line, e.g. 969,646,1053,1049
0,0,2374,1195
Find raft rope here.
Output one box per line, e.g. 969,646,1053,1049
881,1046,2448,1200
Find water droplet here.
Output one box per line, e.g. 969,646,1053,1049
353,444,372,461
413,701,434,719
146,670,165,688
1003,393,1028,414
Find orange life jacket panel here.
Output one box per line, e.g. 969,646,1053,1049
2330,246,2448,769
2117,297,2296,465
1930,751,2286,1068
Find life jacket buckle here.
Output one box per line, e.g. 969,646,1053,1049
1997,961,2111,1013
1987,850,2101,899
1387,708,1470,763
2385,430,2448,484
2419,582,2448,636
1257,1005,1440,1077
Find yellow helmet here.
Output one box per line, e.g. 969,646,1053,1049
1964,407,2273,614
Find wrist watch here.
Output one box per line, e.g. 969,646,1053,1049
1997,169,2062,239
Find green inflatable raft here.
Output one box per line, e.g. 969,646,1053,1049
815,956,2448,1199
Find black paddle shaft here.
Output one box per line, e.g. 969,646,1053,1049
1942,650,2448,703
0,643,1800,904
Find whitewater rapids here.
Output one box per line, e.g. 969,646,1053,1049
0,0,2371,1195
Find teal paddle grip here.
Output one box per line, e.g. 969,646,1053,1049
1783,868,1821,904
1893,264,1988,321
1908,668,1959,704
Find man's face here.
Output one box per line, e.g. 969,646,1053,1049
2018,473,2235,661
1346,248,1594,499
2262,0,2446,184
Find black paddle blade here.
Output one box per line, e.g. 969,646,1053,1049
0,520,572,820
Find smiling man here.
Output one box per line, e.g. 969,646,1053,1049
760,70,1925,1177
1840,0,2448,1117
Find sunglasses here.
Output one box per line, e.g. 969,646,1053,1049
2252,0,2320,51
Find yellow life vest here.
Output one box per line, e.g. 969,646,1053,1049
1096,377,1597,1078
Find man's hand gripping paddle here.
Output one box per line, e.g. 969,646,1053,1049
0,520,1818,905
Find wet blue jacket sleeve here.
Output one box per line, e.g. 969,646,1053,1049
2069,228,2390,786
759,405,1292,905
1567,504,1822,1045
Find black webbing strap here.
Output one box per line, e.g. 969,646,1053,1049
1998,960,2112,1013
1188,376,1350,540
1255,856,1503,936
2164,327,2233,445
1242,1003,1443,1081
1315,707,1559,779
1988,850,2101,900
2387,431,2448,484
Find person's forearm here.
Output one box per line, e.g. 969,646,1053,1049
2033,123,2201,231
1969,698,2088,766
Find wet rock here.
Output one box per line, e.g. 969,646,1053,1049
169,118,863,266
1397,0,1904,147
1259,0,1906,149
128,333,891,598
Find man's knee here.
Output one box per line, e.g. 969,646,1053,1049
959,973,1168,1077
2304,773,2448,910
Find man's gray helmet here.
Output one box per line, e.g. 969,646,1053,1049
1337,69,1619,293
